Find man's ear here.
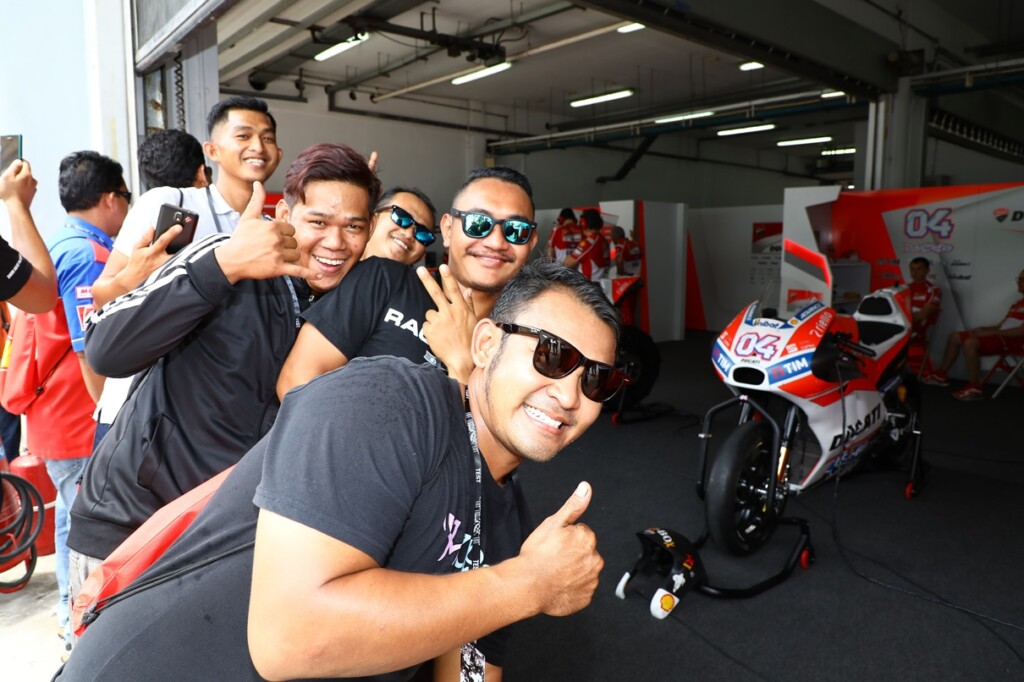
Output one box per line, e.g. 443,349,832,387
440,212,453,248
202,140,219,163
275,198,290,222
471,318,502,369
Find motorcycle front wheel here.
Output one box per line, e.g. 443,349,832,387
705,420,783,555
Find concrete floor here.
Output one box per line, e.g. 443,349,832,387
1,552,68,681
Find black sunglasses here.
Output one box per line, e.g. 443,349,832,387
449,208,536,246
112,189,132,203
379,205,435,246
497,322,629,402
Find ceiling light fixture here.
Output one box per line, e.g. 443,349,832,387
617,22,646,33
570,89,634,108
451,61,512,85
655,110,715,124
314,32,370,62
820,90,846,99
822,147,856,156
717,123,775,137
777,136,833,147
739,61,764,71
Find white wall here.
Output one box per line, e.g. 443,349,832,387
688,204,785,330
0,0,134,240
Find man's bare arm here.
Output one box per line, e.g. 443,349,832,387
91,227,181,308
0,160,57,313
248,482,601,681
76,352,105,403
276,323,350,400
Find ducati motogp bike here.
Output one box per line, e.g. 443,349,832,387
696,286,925,556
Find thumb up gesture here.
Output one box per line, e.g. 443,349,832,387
214,182,322,285
516,481,603,617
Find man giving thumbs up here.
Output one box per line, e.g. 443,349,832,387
59,261,627,681
65,144,379,585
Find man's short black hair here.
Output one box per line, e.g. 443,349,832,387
138,129,206,191
909,257,931,270
454,167,534,213
581,208,603,231
491,260,621,343
559,208,576,222
376,186,437,229
206,96,276,136
58,151,125,213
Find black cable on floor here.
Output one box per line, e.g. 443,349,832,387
672,617,775,682
825,469,1024,665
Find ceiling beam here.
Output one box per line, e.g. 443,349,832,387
576,0,899,98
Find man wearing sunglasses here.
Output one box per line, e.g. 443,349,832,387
363,187,437,266
57,262,625,681
277,167,537,396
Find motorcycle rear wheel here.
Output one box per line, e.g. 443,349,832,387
705,420,783,556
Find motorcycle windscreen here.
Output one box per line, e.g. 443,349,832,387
781,238,833,316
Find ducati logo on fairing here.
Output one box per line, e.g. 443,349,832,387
828,404,883,449
994,208,1024,223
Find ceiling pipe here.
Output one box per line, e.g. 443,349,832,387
370,20,633,103
488,96,864,155
326,0,576,94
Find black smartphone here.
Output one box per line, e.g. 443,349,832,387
153,203,200,254
1,134,23,171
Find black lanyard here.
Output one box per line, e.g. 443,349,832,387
462,387,484,570
205,186,227,234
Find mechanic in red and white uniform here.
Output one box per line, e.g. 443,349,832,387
922,268,1024,400
547,207,581,265
907,257,941,345
562,208,609,281
610,225,642,277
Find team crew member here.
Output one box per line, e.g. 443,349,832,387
57,262,625,681
922,268,1024,400
907,256,942,345
610,225,642,276
563,208,609,282
90,96,283,309
363,186,436,266
0,160,58,311
278,167,539,395
66,144,379,597
548,207,581,264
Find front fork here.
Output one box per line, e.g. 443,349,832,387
696,395,800,516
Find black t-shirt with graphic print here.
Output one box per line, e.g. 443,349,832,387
58,357,493,681
302,256,443,371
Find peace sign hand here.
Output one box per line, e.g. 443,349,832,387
417,264,477,383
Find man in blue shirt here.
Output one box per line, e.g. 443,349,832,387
33,150,128,653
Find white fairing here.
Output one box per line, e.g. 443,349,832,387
712,288,911,491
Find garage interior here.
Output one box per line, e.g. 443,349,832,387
3,0,1024,679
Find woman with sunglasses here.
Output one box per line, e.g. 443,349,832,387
362,187,437,265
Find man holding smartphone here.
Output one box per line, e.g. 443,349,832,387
67,144,378,619
87,96,282,448
90,95,283,309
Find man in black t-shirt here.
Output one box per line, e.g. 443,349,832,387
58,262,627,681
277,166,539,395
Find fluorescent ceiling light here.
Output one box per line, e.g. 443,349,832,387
451,62,512,85
847,184,855,189
777,136,833,147
717,123,775,137
617,22,646,33
655,110,715,124
314,32,369,62
822,147,856,156
739,61,764,71
820,90,846,99
570,89,634,108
